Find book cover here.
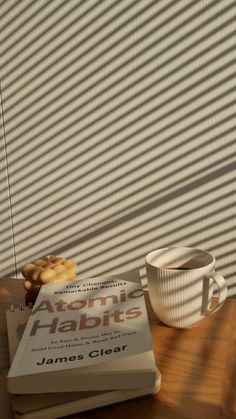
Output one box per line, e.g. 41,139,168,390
6,303,161,419
7,271,157,394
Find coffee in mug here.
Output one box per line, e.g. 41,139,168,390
145,247,227,328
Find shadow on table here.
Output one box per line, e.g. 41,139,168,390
179,301,235,419
144,291,235,419
66,396,231,419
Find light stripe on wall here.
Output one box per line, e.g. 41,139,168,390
0,0,235,295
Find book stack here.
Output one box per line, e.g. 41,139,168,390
6,271,161,419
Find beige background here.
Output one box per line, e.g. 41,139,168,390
0,0,235,295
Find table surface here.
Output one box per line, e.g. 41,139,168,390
0,277,235,419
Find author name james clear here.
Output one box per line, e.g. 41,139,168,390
36,345,128,365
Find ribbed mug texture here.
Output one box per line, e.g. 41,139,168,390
146,265,215,328
146,248,216,328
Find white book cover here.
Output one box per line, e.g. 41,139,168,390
6,301,161,419
7,271,157,393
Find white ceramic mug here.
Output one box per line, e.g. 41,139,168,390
145,247,227,328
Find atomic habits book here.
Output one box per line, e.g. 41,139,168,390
6,301,160,419
7,271,157,394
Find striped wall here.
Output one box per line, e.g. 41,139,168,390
0,0,235,295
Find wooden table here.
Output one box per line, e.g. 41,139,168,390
0,278,235,419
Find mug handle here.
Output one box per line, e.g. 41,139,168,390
203,273,227,314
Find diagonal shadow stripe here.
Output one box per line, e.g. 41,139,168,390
62,202,235,273
0,0,97,39
5,70,235,192
0,0,34,25
6,161,234,264
2,125,234,240
4,5,234,129
4,101,235,221
77,223,235,278
4,0,232,112
63,193,235,265
1,0,157,80
50,162,236,254
0,108,233,234
5,39,235,143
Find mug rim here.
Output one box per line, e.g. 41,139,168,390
145,246,215,272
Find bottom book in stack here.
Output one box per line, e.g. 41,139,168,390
6,305,161,419
12,382,160,419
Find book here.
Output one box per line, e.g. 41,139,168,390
7,271,158,394
12,385,160,419
6,280,161,419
